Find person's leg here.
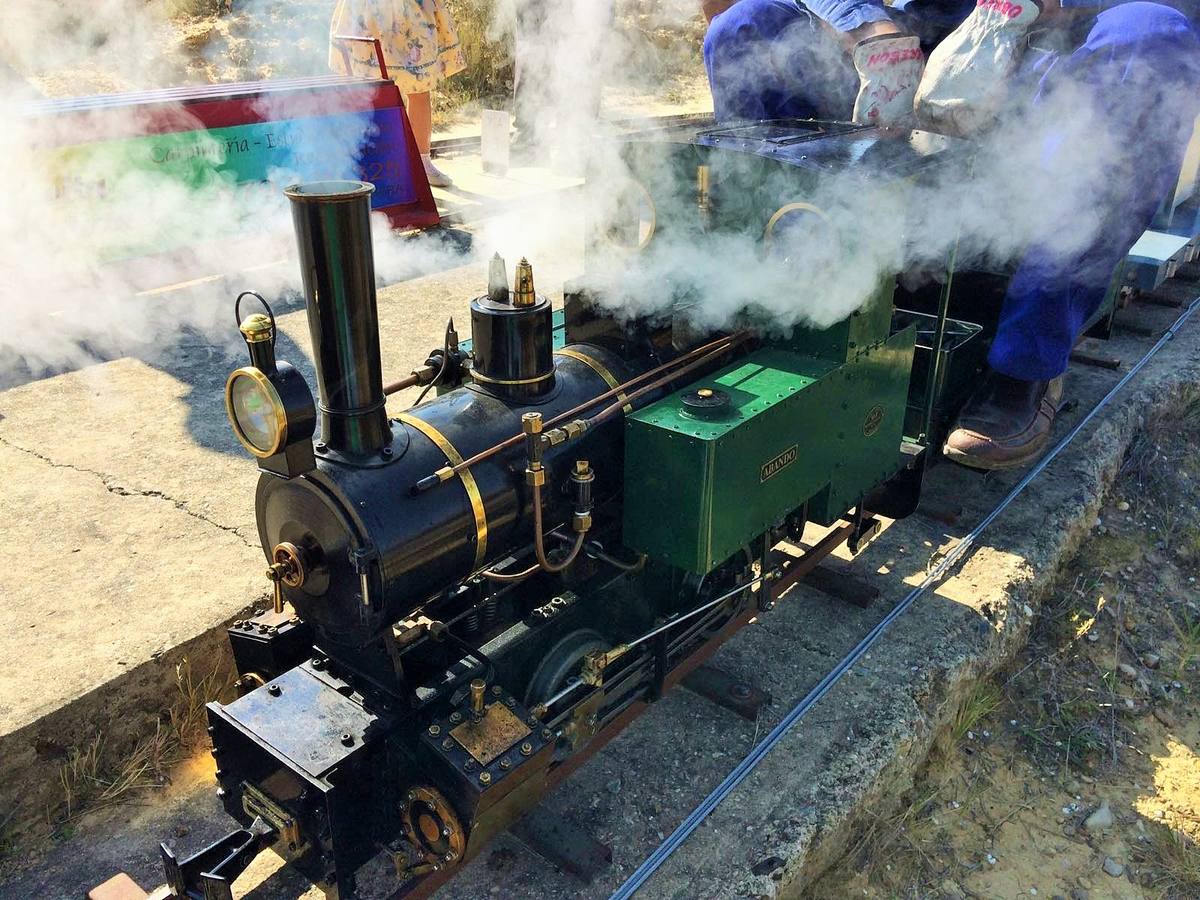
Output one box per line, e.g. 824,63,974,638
703,0,857,122
406,91,454,187
945,3,1200,469
989,3,1200,382
406,91,433,155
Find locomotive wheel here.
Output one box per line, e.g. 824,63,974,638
524,628,610,707
400,786,465,870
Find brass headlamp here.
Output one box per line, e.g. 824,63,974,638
224,292,316,477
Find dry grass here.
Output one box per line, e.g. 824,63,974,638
439,0,513,116
1169,607,1200,681
950,683,1002,744
1134,822,1200,898
54,656,230,829
435,0,705,123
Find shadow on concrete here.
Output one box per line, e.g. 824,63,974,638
0,224,475,458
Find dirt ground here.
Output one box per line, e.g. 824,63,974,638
810,392,1200,900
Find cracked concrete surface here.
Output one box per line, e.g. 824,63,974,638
0,433,258,549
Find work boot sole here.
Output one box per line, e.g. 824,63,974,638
941,430,1051,471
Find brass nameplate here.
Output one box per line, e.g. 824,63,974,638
450,702,532,766
863,404,885,437
760,444,798,483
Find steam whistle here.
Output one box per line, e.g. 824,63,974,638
487,253,509,304
513,258,536,307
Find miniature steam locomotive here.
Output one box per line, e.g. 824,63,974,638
160,121,1076,899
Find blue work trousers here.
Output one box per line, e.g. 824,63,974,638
704,0,1200,379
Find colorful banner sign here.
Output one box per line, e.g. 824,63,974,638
44,107,422,259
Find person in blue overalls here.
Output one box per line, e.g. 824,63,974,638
702,0,1200,469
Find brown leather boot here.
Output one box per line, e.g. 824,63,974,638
943,373,1063,470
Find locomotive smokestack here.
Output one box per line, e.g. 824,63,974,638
285,181,392,458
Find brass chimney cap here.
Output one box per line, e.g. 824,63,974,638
512,258,536,307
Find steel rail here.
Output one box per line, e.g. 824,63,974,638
610,292,1200,900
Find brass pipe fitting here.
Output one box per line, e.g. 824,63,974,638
265,542,305,614
522,412,545,486
571,460,594,534
581,645,628,687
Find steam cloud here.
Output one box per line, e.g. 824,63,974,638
0,0,461,387
482,2,1171,340
0,1,1183,387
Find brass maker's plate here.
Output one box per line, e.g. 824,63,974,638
450,702,531,765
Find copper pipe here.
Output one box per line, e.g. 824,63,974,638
384,364,437,396
532,484,586,573
581,333,752,430
417,332,749,490
480,485,584,581
480,560,540,583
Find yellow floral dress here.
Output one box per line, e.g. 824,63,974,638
329,0,466,94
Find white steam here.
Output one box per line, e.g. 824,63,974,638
0,1,465,386
0,2,1181,387
479,3,1171,341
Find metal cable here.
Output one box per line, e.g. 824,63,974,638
610,293,1200,900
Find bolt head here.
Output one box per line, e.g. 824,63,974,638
442,737,454,751
500,758,512,769
541,728,553,739
267,684,282,696
729,683,752,701
340,732,354,747
491,685,503,696
449,711,463,724
520,742,533,756
479,772,492,785
428,724,441,736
